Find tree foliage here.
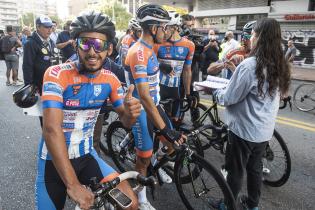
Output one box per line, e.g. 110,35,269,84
93,1,132,31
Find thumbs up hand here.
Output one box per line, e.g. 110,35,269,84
123,84,141,120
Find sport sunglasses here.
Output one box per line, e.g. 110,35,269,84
77,37,109,53
241,33,252,40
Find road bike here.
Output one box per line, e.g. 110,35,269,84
293,83,315,112
75,171,156,210
165,95,291,187
106,120,236,210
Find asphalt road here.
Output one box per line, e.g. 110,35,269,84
0,58,314,210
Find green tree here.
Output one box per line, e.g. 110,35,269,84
98,2,132,31
20,13,36,29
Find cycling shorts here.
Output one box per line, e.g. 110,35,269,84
160,84,180,118
132,105,173,158
35,150,118,210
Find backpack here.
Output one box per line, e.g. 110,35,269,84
0,35,14,54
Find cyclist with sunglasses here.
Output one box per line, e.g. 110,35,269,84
125,4,186,210
118,18,142,66
35,11,140,210
208,21,256,79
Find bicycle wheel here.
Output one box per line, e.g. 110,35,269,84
262,130,291,187
174,152,236,210
293,83,315,112
100,109,119,155
106,121,136,173
186,103,217,151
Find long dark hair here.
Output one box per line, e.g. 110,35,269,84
250,18,291,97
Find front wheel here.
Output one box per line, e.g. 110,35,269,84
262,130,291,187
106,121,136,173
174,152,236,210
293,83,315,112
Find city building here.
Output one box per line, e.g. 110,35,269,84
17,0,57,21
0,0,19,28
118,0,143,16
147,0,315,68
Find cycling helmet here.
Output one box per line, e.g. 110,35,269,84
13,84,38,108
70,11,116,41
243,20,256,33
166,11,181,26
136,4,170,26
128,18,141,30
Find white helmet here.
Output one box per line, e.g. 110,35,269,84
166,11,181,26
128,18,141,30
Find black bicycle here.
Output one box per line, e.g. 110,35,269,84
165,95,291,188
106,121,236,210
75,171,156,210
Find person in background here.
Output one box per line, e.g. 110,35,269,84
2,25,23,86
21,26,32,46
285,40,296,63
201,29,221,80
214,18,291,210
221,31,239,59
49,20,59,45
22,16,57,127
56,20,76,62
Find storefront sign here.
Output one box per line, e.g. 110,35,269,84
284,14,315,21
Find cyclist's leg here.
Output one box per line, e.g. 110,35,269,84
246,141,268,209
132,110,154,206
35,158,67,210
160,84,180,120
82,151,138,210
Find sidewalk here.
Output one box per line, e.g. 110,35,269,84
291,66,315,82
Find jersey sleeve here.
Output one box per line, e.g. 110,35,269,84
120,36,132,58
41,66,67,110
153,44,160,56
185,41,195,66
128,46,149,85
109,74,124,108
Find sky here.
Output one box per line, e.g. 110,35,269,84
55,0,69,19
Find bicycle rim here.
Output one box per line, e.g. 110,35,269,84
107,121,136,173
293,83,315,112
262,130,291,187
175,153,236,210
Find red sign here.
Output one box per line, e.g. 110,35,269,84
284,14,315,21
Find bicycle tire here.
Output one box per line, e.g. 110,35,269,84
174,152,236,210
99,109,119,155
262,130,291,187
293,83,315,112
186,103,217,151
106,121,136,173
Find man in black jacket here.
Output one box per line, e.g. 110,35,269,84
22,16,58,126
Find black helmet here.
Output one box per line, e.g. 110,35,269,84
136,4,170,26
70,11,116,41
243,20,256,33
13,84,38,108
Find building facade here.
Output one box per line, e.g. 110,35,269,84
0,0,19,28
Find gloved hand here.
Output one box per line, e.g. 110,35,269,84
160,126,182,144
186,95,198,109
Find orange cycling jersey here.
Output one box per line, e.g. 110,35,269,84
119,34,137,65
40,62,124,160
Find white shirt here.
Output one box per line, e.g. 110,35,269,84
222,39,239,60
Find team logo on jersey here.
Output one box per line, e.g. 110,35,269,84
94,85,102,97
50,66,62,78
177,47,184,54
134,65,147,74
65,100,80,107
72,85,81,95
137,46,144,62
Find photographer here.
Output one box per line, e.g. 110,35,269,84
201,29,221,80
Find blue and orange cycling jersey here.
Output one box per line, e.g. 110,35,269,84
125,39,160,105
154,38,195,87
119,34,137,65
39,62,124,160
